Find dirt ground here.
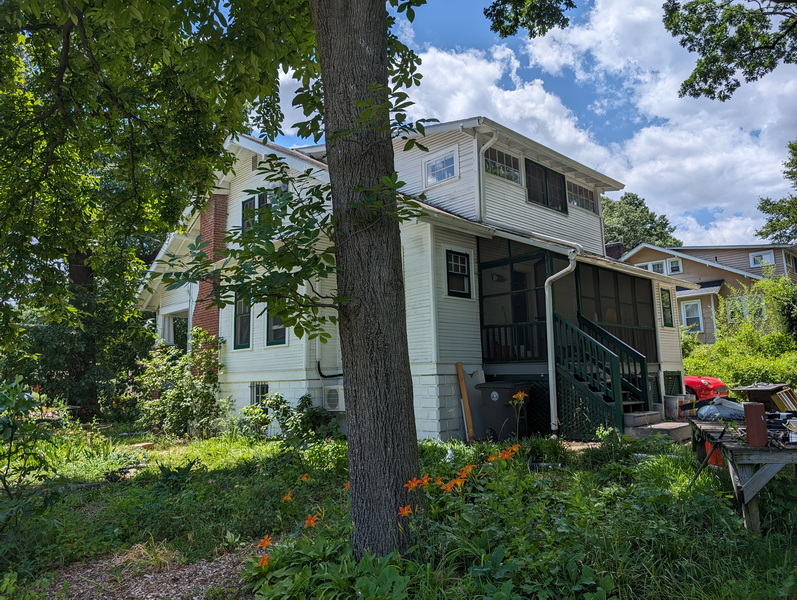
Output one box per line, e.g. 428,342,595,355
39,549,253,600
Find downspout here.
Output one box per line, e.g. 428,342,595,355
545,245,583,435
476,130,500,222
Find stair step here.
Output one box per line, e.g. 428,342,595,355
625,421,691,442
623,411,661,427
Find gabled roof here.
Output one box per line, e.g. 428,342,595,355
294,116,624,194
620,243,764,282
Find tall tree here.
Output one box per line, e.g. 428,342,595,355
757,141,797,243
663,0,797,101
602,193,683,250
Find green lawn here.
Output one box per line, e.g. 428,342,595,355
4,426,797,599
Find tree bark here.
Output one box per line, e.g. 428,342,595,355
309,0,421,557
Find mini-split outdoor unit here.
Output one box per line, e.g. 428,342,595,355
324,385,345,412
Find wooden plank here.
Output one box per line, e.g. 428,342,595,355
738,463,785,503
456,362,476,443
737,464,761,535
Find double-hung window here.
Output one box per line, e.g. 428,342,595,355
266,310,286,346
233,296,251,349
242,192,270,231
525,159,567,212
749,250,775,268
681,299,703,332
446,250,471,298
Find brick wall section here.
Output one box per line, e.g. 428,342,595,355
192,193,228,338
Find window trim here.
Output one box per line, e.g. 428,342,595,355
446,249,472,299
423,146,459,189
668,258,683,274
266,311,287,347
233,296,251,349
680,299,703,332
749,250,775,268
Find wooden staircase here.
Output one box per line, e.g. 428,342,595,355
554,314,687,442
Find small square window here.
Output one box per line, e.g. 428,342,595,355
668,258,682,274
446,250,471,298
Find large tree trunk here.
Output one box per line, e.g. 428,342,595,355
310,0,421,557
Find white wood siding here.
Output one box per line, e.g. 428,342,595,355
433,227,482,364
394,131,479,220
159,284,196,315
401,221,436,364
483,173,604,254
654,281,683,370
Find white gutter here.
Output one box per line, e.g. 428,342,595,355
545,247,581,435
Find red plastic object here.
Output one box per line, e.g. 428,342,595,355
744,402,767,447
703,441,725,467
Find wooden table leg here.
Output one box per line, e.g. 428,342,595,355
736,464,760,534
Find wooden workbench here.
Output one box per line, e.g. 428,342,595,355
689,418,797,534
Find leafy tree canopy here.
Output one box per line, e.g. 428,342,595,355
602,192,683,251
757,140,797,243
663,0,797,101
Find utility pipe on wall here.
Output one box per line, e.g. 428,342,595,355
476,130,500,222
544,247,581,434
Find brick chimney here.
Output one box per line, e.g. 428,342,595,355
192,193,227,338
605,241,624,260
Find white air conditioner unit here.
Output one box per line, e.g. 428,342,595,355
324,385,345,412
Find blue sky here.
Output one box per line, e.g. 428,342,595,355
276,0,797,245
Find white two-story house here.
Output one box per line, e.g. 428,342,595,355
139,117,692,440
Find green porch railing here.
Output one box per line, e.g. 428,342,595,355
556,366,616,440
578,315,650,411
553,314,624,432
481,322,547,363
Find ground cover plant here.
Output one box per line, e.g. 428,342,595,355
3,422,797,599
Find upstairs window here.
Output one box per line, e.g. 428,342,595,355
424,148,457,187
668,258,683,274
242,192,271,231
566,181,596,213
484,148,521,184
234,296,251,349
635,258,682,275
446,250,471,298
525,159,567,213
749,250,775,268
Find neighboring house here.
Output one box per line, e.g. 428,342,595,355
139,116,693,441
621,243,797,344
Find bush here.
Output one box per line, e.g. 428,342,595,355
133,328,229,438
262,393,338,442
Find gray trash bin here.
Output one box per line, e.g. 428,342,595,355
474,380,534,442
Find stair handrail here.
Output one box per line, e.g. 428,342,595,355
553,314,624,431
578,315,650,410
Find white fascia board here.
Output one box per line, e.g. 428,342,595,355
621,244,764,282
230,135,329,181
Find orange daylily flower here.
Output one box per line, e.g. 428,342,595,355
457,464,476,478
434,476,444,486
420,473,432,486
404,477,423,491
487,455,500,462
398,504,412,517
257,535,273,549
258,554,270,568
282,490,294,502
499,449,515,460
298,473,309,482
343,481,350,490
507,444,521,452
304,513,320,527
512,391,529,401
440,478,466,492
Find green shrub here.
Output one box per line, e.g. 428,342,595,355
133,328,229,438
263,393,338,442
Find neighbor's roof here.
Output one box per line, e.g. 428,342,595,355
621,243,764,282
